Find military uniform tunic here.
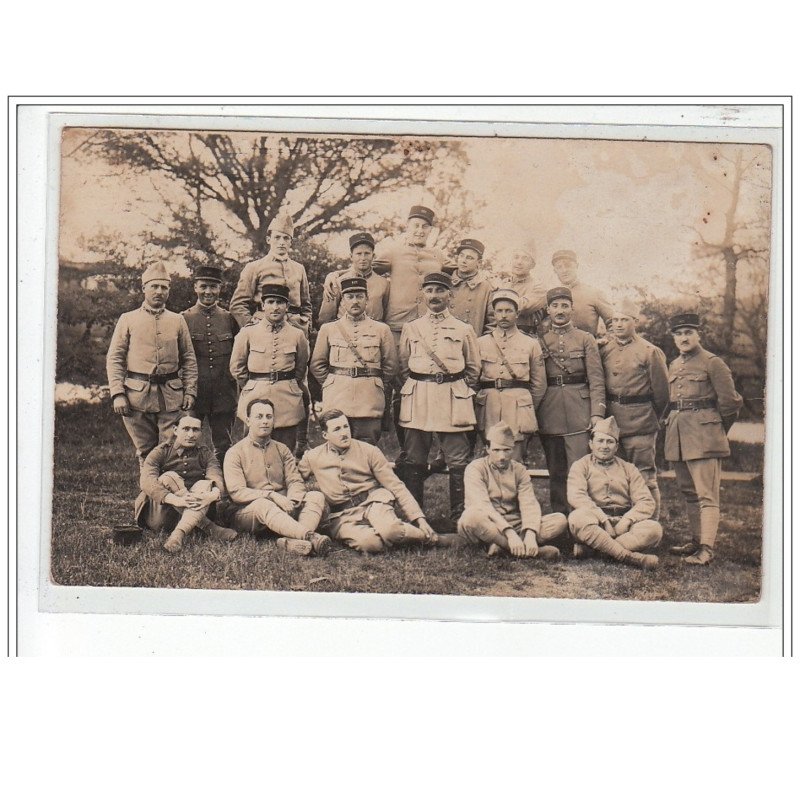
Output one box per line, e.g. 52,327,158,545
547,281,614,335
317,267,390,324
492,273,547,332
310,314,398,421
229,319,309,428
229,254,312,331
450,271,494,335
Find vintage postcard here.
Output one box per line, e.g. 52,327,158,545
31,105,782,627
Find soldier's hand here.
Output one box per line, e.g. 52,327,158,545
181,394,196,411
522,529,539,558
590,415,603,428
603,520,616,538
614,518,632,536
417,519,438,543
270,493,296,513
166,493,200,509
506,530,526,557
112,395,131,416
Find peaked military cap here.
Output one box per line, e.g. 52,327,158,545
192,265,223,283
593,415,620,441
141,263,171,286
349,231,375,251
408,205,435,225
268,212,295,236
340,276,368,294
551,249,577,265
546,286,573,304
490,288,521,309
456,238,485,257
260,283,290,301
669,312,700,331
422,271,453,289
486,422,516,448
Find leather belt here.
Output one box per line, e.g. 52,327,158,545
669,398,716,411
329,366,382,378
547,373,587,386
479,379,529,390
600,505,632,516
248,370,295,382
126,370,180,384
409,370,465,384
608,393,654,405
329,490,371,514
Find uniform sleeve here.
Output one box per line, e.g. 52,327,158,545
294,331,310,385
203,448,225,495
584,334,606,417
709,355,744,421
177,317,198,397
298,265,313,327
222,446,255,504
368,445,425,521
594,289,615,327
317,274,340,325
371,242,394,276
648,345,670,420
567,459,607,523
463,461,510,531
229,328,250,387
481,289,494,335
140,446,169,502
622,461,656,524
462,326,481,389
229,263,257,328
398,323,412,384
106,315,131,399
309,325,330,386
281,446,307,502
529,337,547,408
380,324,399,385
516,464,542,533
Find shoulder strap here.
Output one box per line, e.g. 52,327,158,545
488,334,522,381
416,323,451,374
335,320,369,368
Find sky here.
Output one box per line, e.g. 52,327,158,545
58,127,773,300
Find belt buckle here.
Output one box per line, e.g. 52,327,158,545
349,367,358,378
554,375,564,386
267,371,278,382
435,372,445,384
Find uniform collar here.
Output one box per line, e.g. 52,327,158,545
326,441,352,457
488,459,511,473
492,326,518,339
248,435,273,450
427,309,451,321
551,322,573,333
263,318,286,333
452,271,484,288
269,253,289,264
196,301,218,315
345,312,367,323
590,454,617,467
142,302,165,316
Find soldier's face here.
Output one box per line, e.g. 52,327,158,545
351,244,374,272
553,259,578,285
487,441,514,469
590,432,618,460
493,300,518,329
143,280,170,308
247,402,275,438
262,296,288,323
424,284,450,312
548,298,573,325
673,326,700,354
269,231,292,258
322,414,351,450
510,251,534,276
342,290,367,317
611,314,636,340
406,217,431,245
456,248,481,274
195,280,221,307
174,416,202,448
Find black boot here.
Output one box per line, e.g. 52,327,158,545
404,465,427,509
443,467,466,533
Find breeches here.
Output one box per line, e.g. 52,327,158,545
271,424,299,453
568,506,663,552
349,417,383,445
231,491,325,539
405,430,471,469
539,432,590,514
123,409,182,463
458,507,568,548
329,501,414,554
138,477,216,532
672,458,721,509
203,410,236,458
619,432,658,489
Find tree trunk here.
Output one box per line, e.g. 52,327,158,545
722,246,738,350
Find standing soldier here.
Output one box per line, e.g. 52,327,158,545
181,265,239,460
449,238,494,335
229,284,309,453
397,271,480,528
318,232,390,324
537,286,606,515
664,313,743,565
549,250,614,336
106,263,198,467
493,246,547,336
229,212,312,334
310,276,397,445
601,298,670,517
475,289,547,464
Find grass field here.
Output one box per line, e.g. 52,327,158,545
49,403,764,602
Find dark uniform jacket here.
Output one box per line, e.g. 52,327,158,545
182,302,239,414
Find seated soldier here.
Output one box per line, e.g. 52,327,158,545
223,398,330,556
298,409,440,554
567,416,662,570
135,413,238,554
458,422,566,559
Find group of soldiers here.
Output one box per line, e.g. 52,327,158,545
106,204,743,569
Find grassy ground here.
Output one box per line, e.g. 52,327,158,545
49,403,764,602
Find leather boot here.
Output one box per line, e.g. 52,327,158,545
684,544,714,566
163,527,189,553
448,467,466,522
651,485,662,521
403,465,427,509
277,537,313,556
670,502,701,555
622,551,659,570
195,517,238,542
306,532,332,556
577,523,657,570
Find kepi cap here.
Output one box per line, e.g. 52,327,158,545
141,263,171,286
422,271,452,289
456,238,485,257
593,416,620,441
486,422,515,448
490,288,520,309
552,249,577,265
192,265,223,283
546,286,573,304
408,205,435,225
669,312,700,331
340,276,368,294
260,283,290,302
349,231,375,251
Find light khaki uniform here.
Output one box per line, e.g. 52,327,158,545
318,268,390,324
106,303,199,464
299,439,426,553
492,273,547,334
546,281,614,336
310,315,398,444
450,271,494,336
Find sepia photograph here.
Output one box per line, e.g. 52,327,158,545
44,109,780,619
